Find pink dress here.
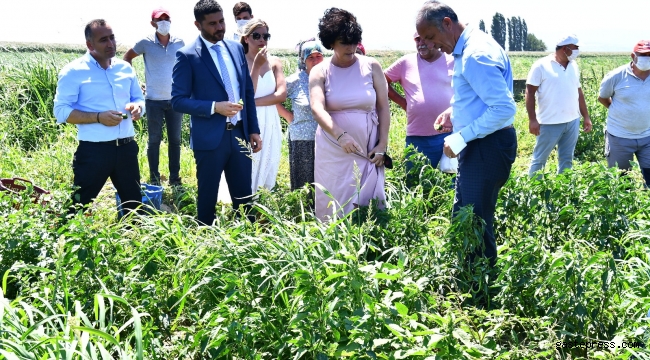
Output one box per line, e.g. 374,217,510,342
314,55,386,221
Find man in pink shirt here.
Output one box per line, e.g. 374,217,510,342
385,32,454,169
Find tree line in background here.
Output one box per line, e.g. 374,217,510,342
479,14,547,51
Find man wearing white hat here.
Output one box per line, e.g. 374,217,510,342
525,34,592,177
598,40,650,186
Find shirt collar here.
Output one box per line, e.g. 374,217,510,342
453,25,473,56
627,62,644,79
83,51,115,69
153,32,179,45
200,35,224,50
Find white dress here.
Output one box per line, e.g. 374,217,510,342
251,71,282,192
217,71,282,203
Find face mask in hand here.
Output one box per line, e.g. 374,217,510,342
156,21,171,36
635,55,650,71
566,48,579,61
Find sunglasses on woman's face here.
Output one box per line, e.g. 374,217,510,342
251,32,271,41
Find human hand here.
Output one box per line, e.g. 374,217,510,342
582,117,593,133
253,46,269,68
337,132,362,155
214,101,243,117
125,103,142,121
250,133,263,153
434,108,453,133
98,110,123,126
443,142,457,158
529,118,540,136
368,143,387,167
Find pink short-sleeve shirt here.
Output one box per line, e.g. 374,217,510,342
385,53,454,136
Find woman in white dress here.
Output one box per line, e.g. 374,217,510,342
240,19,286,192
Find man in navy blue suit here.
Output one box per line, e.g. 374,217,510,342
172,0,262,225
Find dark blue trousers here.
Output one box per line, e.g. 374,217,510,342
145,99,183,184
193,124,252,225
453,127,517,265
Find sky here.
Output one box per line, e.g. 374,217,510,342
1,0,646,52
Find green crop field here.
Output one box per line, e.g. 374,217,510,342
1,42,648,359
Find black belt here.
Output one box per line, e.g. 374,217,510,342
226,121,242,130
81,136,135,146
500,124,514,130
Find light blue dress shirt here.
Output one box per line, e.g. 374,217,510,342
53,52,145,142
199,36,242,122
451,26,516,143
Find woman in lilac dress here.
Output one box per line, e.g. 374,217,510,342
309,8,391,221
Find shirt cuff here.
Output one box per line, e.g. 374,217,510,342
444,132,467,155
211,101,216,115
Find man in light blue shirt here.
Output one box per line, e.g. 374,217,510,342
417,1,517,266
53,19,146,215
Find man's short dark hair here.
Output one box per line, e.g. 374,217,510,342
556,45,563,51
317,8,362,50
416,1,459,30
194,0,223,22
84,19,107,41
233,2,252,17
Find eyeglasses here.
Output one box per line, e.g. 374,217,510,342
251,32,271,41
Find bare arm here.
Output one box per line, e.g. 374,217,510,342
525,84,540,136
66,109,124,126
598,97,611,109
276,103,294,123
371,60,391,154
385,73,407,111
255,57,287,106
578,88,592,132
309,64,362,154
123,48,139,65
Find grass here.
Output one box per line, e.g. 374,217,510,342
0,43,648,359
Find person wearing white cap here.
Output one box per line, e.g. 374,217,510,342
525,34,592,177
123,7,186,186
384,31,454,172
598,40,650,186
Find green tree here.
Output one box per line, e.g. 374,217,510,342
507,18,513,51
521,19,528,52
479,19,486,33
490,13,506,49
525,33,547,51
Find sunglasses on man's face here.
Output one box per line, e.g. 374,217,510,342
251,32,271,41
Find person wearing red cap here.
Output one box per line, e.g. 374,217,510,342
123,7,185,186
598,40,650,186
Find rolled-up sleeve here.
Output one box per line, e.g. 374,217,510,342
53,67,78,124
459,53,516,143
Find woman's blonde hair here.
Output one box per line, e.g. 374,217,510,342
239,19,269,54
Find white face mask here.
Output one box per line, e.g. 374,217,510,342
566,48,579,61
635,55,650,71
236,19,250,30
156,20,171,36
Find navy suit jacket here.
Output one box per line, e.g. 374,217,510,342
171,36,259,151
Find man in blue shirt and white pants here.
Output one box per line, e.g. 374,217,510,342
54,19,145,215
417,1,517,266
